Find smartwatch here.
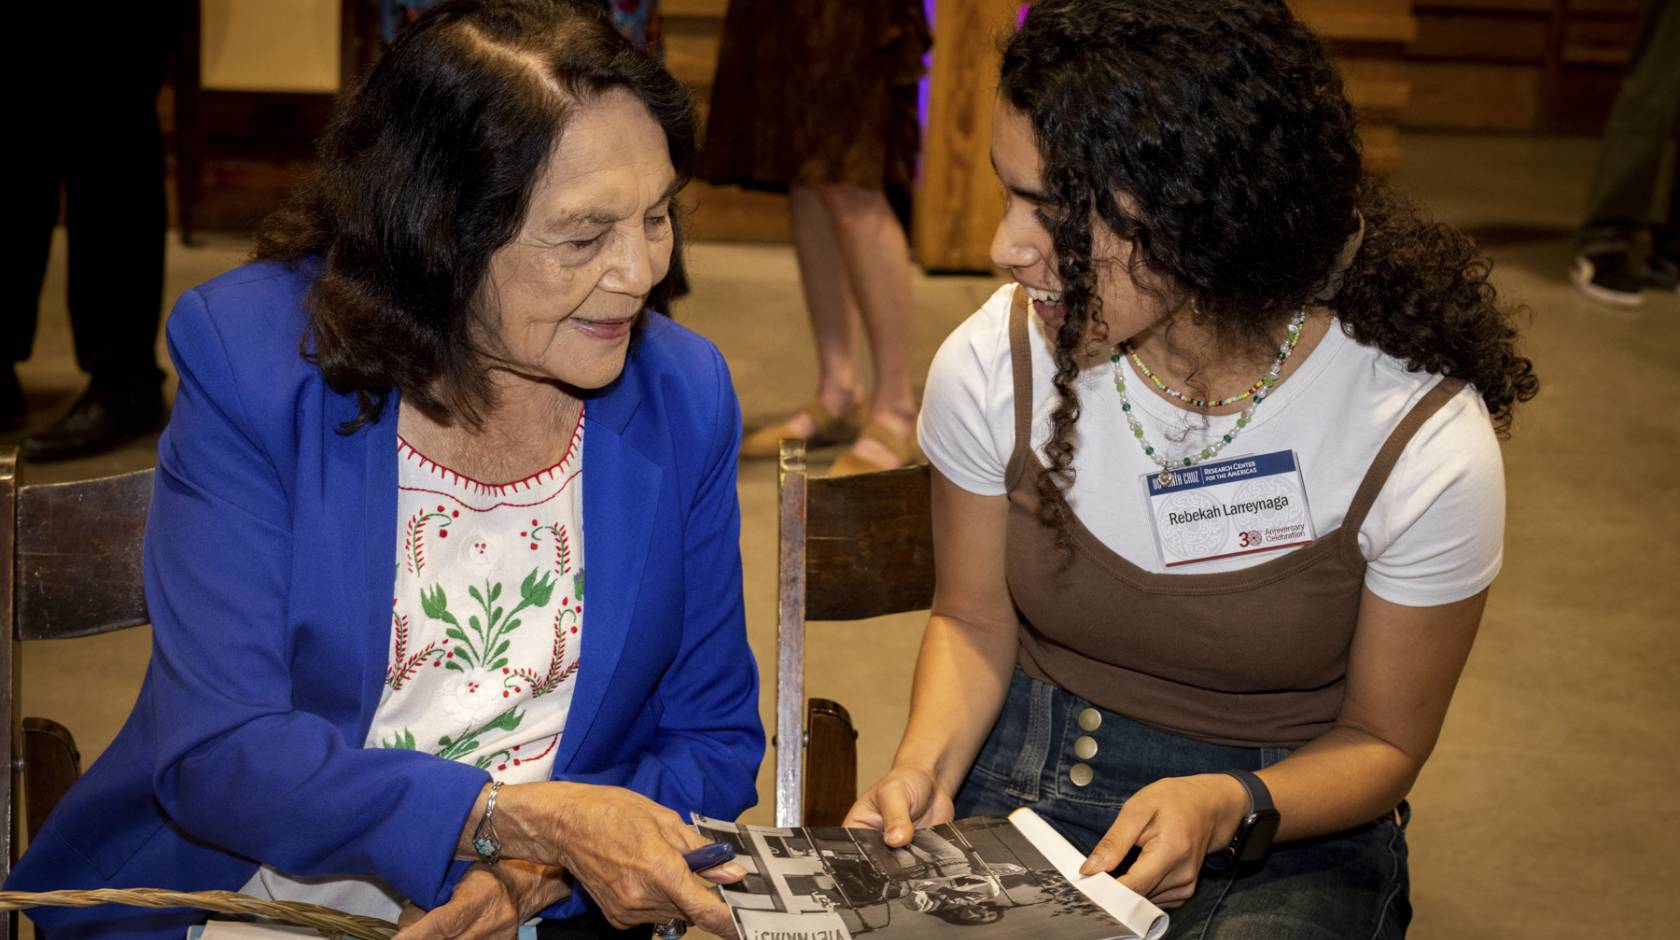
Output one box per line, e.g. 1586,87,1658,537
1205,768,1280,870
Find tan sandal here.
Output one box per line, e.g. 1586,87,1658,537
740,397,861,459
826,419,923,476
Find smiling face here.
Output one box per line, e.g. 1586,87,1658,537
479,87,678,391
988,100,1173,345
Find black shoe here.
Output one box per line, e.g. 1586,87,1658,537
1645,254,1679,293
1570,252,1645,308
22,379,166,462
1,367,23,431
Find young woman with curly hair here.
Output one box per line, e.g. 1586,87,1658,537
845,1,1538,935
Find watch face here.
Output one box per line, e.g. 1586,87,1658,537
1236,809,1281,864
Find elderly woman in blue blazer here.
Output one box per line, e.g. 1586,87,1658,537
6,3,762,938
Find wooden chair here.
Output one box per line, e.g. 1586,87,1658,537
0,446,155,938
774,440,935,828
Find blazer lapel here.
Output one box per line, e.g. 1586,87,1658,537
554,411,661,771
357,397,402,736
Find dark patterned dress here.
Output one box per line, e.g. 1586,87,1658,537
698,0,932,192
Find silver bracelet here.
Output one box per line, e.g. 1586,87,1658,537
472,780,504,865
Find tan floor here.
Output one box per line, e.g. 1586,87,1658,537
9,132,1678,937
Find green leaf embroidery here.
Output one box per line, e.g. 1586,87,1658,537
420,584,449,620
434,707,526,761
521,569,557,608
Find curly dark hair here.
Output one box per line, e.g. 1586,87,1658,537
1001,0,1538,546
255,0,696,431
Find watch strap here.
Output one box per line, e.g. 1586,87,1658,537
1222,768,1275,815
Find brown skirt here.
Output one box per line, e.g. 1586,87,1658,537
696,0,931,192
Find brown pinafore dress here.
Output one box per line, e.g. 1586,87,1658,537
1000,290,1465,750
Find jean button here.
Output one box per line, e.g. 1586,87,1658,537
1069,763,1094,787
1074,735,1099,760
1078,708,1103,732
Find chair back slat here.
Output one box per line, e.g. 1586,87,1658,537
803,465,934,621
21,717,82,844
775,440,937,827
775,441,810,827
13,468,153,641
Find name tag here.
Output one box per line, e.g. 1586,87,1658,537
1143,451,1317,567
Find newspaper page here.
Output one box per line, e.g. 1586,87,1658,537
693,811,1167,940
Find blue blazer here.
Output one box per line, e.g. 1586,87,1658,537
7,262,764,938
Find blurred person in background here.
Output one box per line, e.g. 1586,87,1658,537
1569,0,1678,308
699,0,931,476
8,5,173,458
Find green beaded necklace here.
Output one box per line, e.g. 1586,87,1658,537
1112,307,1307,486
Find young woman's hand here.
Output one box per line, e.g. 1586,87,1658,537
843,766,956,847
1079,773,1249,909
395,859,566,939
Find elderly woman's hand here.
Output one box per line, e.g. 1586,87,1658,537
395,859,567,939
494,782,745,937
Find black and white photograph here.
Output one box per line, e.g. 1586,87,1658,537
694,816,1144,940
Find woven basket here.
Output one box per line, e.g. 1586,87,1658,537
0,889,398,939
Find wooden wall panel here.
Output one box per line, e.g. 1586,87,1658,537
1410,13,1550,59
1408,62,1544,129
1293,0,1419,43
1403,0,1639,131
913,0,1019,272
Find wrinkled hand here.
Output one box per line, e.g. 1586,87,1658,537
394,859,567,939
843,766,955,848
537,783,744,937
1079,774,1248,909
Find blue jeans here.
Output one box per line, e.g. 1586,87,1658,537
954,669,1411,939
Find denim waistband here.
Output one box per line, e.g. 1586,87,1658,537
981,668,1294,810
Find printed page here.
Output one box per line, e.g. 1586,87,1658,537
695,815,1152,940
1007,808,1169,940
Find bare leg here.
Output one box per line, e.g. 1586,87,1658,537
818,184,917,468
768,185,863,441
793,185,864,413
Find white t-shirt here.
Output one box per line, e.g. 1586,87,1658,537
918,284,1504,606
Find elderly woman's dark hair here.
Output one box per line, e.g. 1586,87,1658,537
1003,0,1539,545
257,0,696,430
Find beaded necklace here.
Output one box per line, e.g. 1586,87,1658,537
1112,307,1307,486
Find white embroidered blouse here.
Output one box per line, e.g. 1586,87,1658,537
374,412,587,781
